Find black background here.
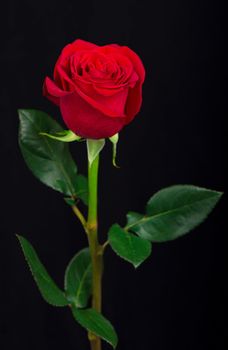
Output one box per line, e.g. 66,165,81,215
0,0,226,349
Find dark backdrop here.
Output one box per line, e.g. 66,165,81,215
0,0,226,349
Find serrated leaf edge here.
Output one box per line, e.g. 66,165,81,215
16,234,68,307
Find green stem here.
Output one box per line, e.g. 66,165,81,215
87,154,103,350
72,205,87,232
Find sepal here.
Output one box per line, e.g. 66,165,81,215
109,133,119,167
40,129,81,142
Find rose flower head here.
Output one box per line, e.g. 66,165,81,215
43,39,145,139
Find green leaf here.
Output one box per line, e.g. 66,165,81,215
108,224,152,268
17,235,68,307
18,109,78,196
109,133,119,167
126,212,144,226
127,185,223,242
75,175,88,205
87,139,105,167
40,129,81,142
72,307,118,349
64,248,92,308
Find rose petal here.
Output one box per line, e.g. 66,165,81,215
43,77,71,106
73,79,128,117
119,46,145,123
93,85,124,97
120,46,145,83
54,39,98,73
128,71,139,88
124,83,143,124
71,39,98,51
60,91,126,139
54,65,76,92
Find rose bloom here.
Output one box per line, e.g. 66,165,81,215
43,39,145,139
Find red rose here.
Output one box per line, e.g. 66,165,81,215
43,39,145,139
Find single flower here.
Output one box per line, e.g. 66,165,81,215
43,39,145,139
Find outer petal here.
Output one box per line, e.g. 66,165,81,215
120,46,145,82
120,46,145,124
97,44,145,124
60,91,126,139
124,82,143,124
54,65,77,92
43,77,71,106
73,79,128,117
71,39,98,50
54,39,98,75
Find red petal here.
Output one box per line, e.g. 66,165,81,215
44,73,128,119
60,91,125,139
54,65,76,92
54,39,98,73
71,39,98,51
120,46,145,123
72,79,128,117
124,83,143,124
43,77,71,106
120,46,145,82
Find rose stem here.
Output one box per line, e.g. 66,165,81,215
87,153,103,350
